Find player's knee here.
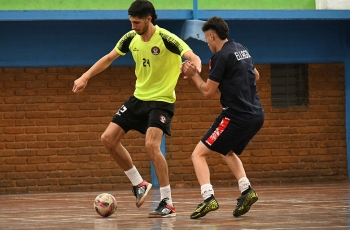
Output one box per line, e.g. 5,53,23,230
191,151,200,162
145,140,160,154
101,133,113,148
191,150,210,162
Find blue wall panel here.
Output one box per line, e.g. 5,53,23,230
1,20,348,67
0,21,132,67
226,20,348,64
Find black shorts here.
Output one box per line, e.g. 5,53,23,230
201,108,264,156
111,96,174,135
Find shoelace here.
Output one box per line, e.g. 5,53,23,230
132,186,139,196
197,202,204,208
235,197,242,207
132,185,145,196
155,198,169,211
196,195,214,208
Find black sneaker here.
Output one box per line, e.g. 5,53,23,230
148,198,176,218
190,195,219,219
132,180,152,208
233,189,258,217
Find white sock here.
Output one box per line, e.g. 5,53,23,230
124,166,143,186
201,184,214,200
238,177,251,194
160,185,173,206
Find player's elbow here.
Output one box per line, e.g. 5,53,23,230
105,54,116,63
203,91,215,99
201,84,216,99
254,68,260,81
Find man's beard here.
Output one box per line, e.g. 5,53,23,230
136,23,148,35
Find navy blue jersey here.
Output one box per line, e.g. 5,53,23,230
208,40,263,115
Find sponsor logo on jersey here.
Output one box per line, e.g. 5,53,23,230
234,50,251,61
209,59,212,70
133,47,139,52
151,46,160,55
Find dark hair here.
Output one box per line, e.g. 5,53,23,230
128,0,158,24
202,16,229,40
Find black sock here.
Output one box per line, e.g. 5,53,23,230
242,186,252,195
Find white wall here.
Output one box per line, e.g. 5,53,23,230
316,0,350,9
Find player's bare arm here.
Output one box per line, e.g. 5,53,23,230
182,50,202,73
254,68,260,81
182,61,219,99
72,49,120,93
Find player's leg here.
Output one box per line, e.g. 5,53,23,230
222,151,258,217
221,151,246,180
101,122,132,170
225,113,264,217
146,127,176,218
190,141,219,219
190,114,236,219
146,127,169,187
100,122,152,208
102,98,152,208
192,141,212,185
146,103,176,218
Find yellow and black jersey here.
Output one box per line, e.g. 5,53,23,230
115,25,191,103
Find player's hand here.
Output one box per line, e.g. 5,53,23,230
181,60,199,79
72,74,88,94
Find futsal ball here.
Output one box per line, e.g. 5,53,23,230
94,193,117,217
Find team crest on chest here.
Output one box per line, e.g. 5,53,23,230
159,115,166,123
151,46,160,55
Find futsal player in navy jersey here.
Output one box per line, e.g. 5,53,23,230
181,16,264,219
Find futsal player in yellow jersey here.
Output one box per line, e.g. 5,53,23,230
72,0,201,218
116,27,188,103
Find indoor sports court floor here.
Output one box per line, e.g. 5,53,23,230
0,182,349,230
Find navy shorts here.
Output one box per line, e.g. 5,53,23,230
201,108,264,156
111,96,174,135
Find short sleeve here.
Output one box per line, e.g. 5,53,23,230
208,54,226,83
159,30,191,56
115,31,137,55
